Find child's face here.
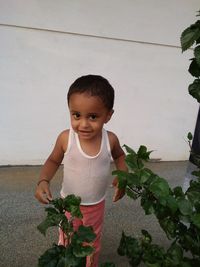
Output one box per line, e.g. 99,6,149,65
68,93,113,140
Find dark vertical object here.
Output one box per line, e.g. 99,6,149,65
183,106,200,192
190,106,200,166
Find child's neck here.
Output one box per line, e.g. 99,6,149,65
78,132,102,156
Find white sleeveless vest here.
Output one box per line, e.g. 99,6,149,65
60,128,112,205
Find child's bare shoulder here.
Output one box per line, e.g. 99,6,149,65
107,131,120,148
107,131,124,159
57,129,70,153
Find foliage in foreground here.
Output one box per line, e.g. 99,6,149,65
37,195,96,267
112,141,200,267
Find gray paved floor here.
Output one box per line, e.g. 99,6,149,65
0,161,188,267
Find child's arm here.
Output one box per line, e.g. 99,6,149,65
108,132,128,202
35,131,68,204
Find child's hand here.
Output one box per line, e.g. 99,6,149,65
35,181,52,204
112,177,125,202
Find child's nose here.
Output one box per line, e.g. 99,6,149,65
80,118,89,128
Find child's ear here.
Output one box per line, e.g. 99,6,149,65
105,109,114,123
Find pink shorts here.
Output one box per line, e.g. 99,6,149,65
58,199,105,267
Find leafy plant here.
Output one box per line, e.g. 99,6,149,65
37,194,96,267
181,10,200,102
103,11,200,267
113,141,200,266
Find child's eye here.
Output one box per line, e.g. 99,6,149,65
73,112,80,119
89,114,97,120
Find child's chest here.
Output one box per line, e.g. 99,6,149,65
79,138,102,157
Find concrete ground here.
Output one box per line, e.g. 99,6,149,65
0,161,188,267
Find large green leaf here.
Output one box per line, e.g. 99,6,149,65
140,168,153,184
186,190,200,206
188,58,200,77
141,195,155,215
188,79,200,102
75,225,96,243
166,243,183,265
72,244,94,257
63,195,82,218
177,198,193,216
149,177,170,198
38,244,65,267
165,195,178,214
159,218,177,239
118,232,142,263
37,213,66,236
194,45,200,65
125,153,142,170
181,23,200,52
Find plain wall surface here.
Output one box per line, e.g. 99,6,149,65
0,0,199,164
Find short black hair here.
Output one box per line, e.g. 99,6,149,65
67,75,115,110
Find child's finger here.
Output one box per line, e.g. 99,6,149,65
46,188,53,201
112,177,118,187
113,188,125,202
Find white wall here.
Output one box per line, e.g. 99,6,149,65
0,0,199,164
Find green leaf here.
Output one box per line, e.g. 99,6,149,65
50,198,65,213
188,58,200,77
117,231,142,265
166,195,178,214
149,177,170,198
173,186,185,198
137,145,152,161
70,205,82,219
181,24,200,52
73,244,94,257
37,213,66,236
186,190,200,205
112,170,128,189
63,246,86,266
159,218,177,239
191,170,200,177
140,168,153,184
38,244,66,267
123,144,136,155
177,198,193,216
194,45,200,65
75,225,96,243
187,132,193,141
125,154,141,170
63,194,81,207
167,243,183,265
143,244,165,265
117,231,126,256
141,195,155,215
63,195,82,218
188,79,200,102
191,214,200,228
